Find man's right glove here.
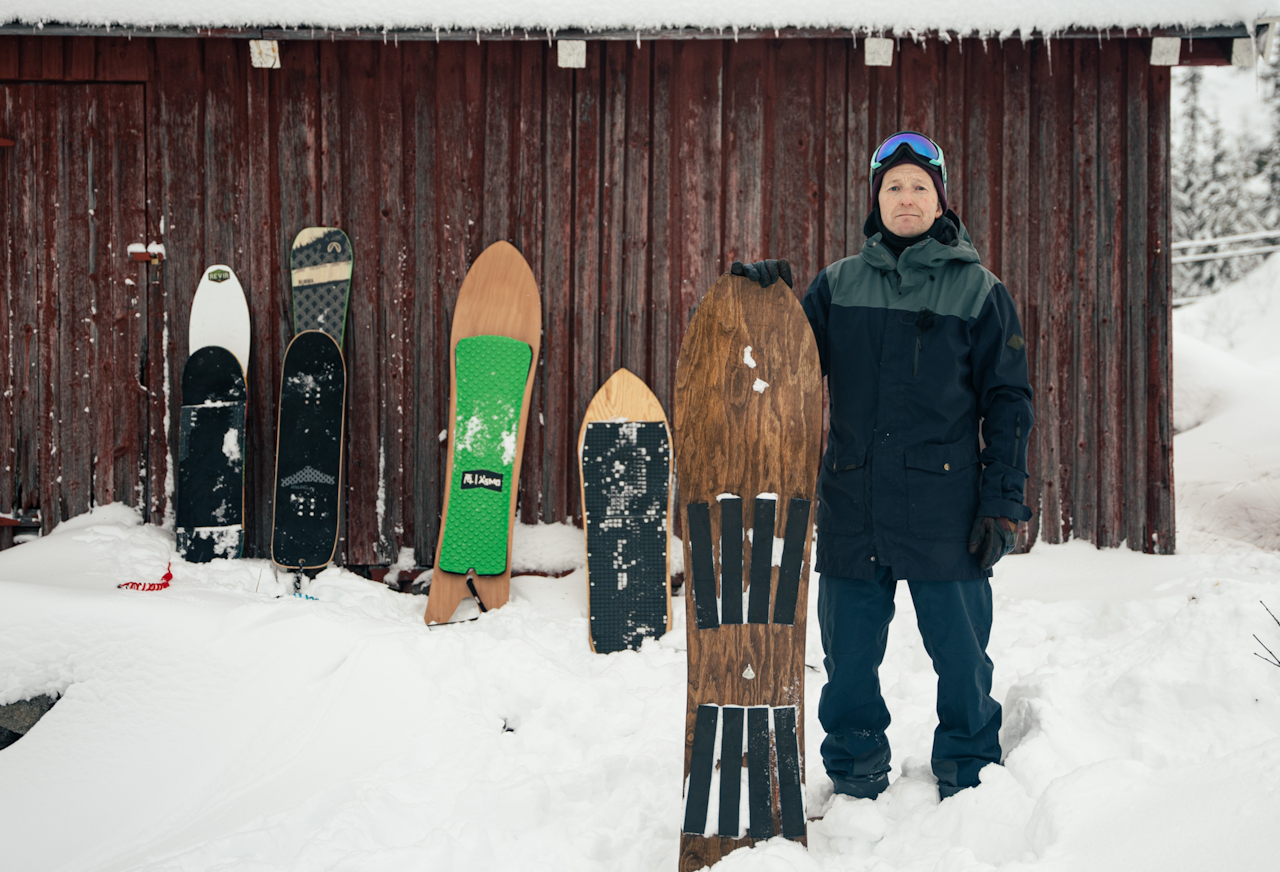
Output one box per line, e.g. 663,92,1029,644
730,259,793,289
967,516,1018,570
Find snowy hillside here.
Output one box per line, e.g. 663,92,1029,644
2,263,1280,870
1174,254,1280,550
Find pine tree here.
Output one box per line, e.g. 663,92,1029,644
1172,69,1268,299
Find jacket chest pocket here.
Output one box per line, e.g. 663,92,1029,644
898,309,937,377
903,441,980,540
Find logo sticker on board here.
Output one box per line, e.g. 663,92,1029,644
461,470,504,492
209,269,231,283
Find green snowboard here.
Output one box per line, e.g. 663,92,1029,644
437,335,533,575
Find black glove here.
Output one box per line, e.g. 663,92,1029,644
731,259,793,289
967,516,1018,570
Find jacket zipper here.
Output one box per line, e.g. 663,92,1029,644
913,332,922,376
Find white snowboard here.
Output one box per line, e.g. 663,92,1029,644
189,264,251,371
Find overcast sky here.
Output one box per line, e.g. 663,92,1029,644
1176,63,1274,145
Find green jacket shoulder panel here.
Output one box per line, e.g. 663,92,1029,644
824,217,1002,320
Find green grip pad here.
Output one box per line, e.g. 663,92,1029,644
438,335,533,575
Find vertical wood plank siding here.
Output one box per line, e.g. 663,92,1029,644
0,34,1175,559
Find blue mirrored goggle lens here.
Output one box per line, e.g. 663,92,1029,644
872,133,941,166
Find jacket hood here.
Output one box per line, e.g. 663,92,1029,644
860,209,980,272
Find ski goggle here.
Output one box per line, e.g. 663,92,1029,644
869,131,947,195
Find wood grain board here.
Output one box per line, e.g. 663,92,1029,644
673,273,822,870
425,241,541,624
577,367,673,653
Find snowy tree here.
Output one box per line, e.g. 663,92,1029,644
1172,69,1267,299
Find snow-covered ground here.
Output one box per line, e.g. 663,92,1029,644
3,264,1280,871
1174,254,1280,551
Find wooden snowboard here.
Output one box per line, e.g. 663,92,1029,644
577,367,673,653
673,273,822,870
425,241,541,624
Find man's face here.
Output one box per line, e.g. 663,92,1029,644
877,162,943,238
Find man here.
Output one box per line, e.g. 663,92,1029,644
731,131,1034,800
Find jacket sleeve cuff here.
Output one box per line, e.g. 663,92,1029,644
978,499,1033,522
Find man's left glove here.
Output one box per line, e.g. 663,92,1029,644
731,259,793,289
967,516,1018,570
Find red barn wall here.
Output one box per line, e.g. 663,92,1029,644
0,34,1174,562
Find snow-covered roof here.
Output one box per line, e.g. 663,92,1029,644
0,0,1271,39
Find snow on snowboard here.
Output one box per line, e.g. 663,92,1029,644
271,228,351,572
425,241,541,625
175,265,250,563
673,270,822,870
578,367,673,653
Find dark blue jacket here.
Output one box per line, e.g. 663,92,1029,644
801,212,1034,580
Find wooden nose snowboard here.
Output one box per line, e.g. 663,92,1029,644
578,367,673,654
176,264,250,562
673,272,822,871
425,241,541,625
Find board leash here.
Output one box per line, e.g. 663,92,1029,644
119,562,172,592
465,575,489,613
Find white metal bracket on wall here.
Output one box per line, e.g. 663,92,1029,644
250,40,281,69
558,40,586,69
864,37,894,66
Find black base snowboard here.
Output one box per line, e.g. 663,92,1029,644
271,330,346,570
176,345,247,562
581,420,671,653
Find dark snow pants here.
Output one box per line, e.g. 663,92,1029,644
817,567,1002,799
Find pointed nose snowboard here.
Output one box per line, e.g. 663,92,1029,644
578,367,673,653
673,272,822,870
425,241,541,624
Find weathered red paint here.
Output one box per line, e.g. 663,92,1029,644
0,33,1175,561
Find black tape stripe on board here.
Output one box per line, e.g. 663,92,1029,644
774,706,805,840
687,502,719,630
719,497,744,625
682,704,718,835
718,706,745,837
747,497,776,624
747,706,773,839
773,498,811,625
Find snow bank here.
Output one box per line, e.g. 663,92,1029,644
1174,255,1280,550
1,503,1279,871
1175,252,1280,366
0,0,1266,38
